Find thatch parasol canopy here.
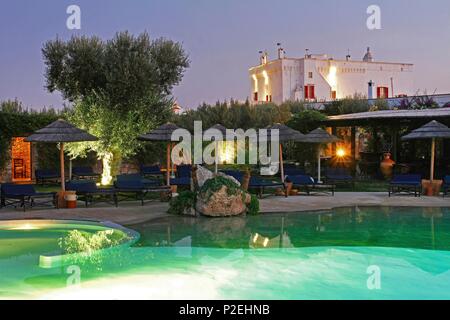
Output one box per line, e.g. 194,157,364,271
203,124,228,141
261,124,307,183
265,123,306,142
138,123,182,142
305,128,341,144
25,119,98,143
401,120,450,140
139,123,187,186
25,119,98,192
304,128,341,183
401,120,450,182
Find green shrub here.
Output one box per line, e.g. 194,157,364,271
247,194,260,215
168,190,196,215
199,176,242,200
58,229,126,255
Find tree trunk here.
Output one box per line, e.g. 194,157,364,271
101,151,122,185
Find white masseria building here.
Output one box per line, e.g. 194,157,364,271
249,47,415,104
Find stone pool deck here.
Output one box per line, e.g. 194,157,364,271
0,192,448,225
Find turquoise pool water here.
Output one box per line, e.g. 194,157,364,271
1,207,450,299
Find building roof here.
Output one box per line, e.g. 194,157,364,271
324,108,450,126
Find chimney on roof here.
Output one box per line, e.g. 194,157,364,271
305,49,312,58
259,50,268,65
346,49,351,61
277,43,285,59
363,47,374,62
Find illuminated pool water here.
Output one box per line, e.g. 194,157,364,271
1,207,450,299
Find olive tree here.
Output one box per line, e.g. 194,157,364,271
42,31,189,183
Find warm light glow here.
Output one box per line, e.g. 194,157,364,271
262,70,269,86
10,223,38,230
263,238,269,247
327,66,337,89
252,74,258,91
219,141,235,164
252,233,259,243
336,148,346,158
101,153,113,185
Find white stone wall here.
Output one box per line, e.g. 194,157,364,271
249,55,415,104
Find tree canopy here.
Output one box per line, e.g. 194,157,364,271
43,31,189,107
42,31,189,183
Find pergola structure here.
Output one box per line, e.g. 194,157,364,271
322,108,450,174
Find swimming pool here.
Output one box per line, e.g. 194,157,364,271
1,207,449,299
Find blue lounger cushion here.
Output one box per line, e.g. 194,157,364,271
326,168,353,181
141,165,163,175
443,176,450,186
35,169,59,179
115,174,161,189
170,177,191,186
390,174,422,185
286,175,316,185
72,167,100,177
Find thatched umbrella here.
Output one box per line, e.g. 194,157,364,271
305,128,341,183
25,119,98,191
266,124,306,182
139,123,182,186
203,124,228,174
402,120,450,182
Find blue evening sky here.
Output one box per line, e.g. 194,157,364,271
0,0,449,110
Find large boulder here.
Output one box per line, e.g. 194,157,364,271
195,165,214,188
195,165,241,187
196,177,250,217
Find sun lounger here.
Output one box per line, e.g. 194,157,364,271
0,183,56,211
115,174,171,205
389,174,422,197
443,176,450,197
286,175,335,196
325,168,354,189
35,169,59,185
141,165,164,178
221,170,244,183
221,169,286,198
248,176,287,198
284,164,306,177
66,181,117,207
72,167,101,180
170,165,192,187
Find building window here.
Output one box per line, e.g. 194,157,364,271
253,92,258,101
304,85,315,100
331,91,337,100
308,72,313,79
377,87,389,99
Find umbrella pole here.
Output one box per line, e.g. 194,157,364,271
215,141,219,174
60,143,65,191
317,145,322,183
430,138,436,182
166,143,171,186
279,144,285,183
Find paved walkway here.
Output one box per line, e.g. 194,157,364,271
0,193,448,225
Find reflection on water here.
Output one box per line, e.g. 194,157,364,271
131,206,450,251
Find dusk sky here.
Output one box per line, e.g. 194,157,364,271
0,0,449,110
